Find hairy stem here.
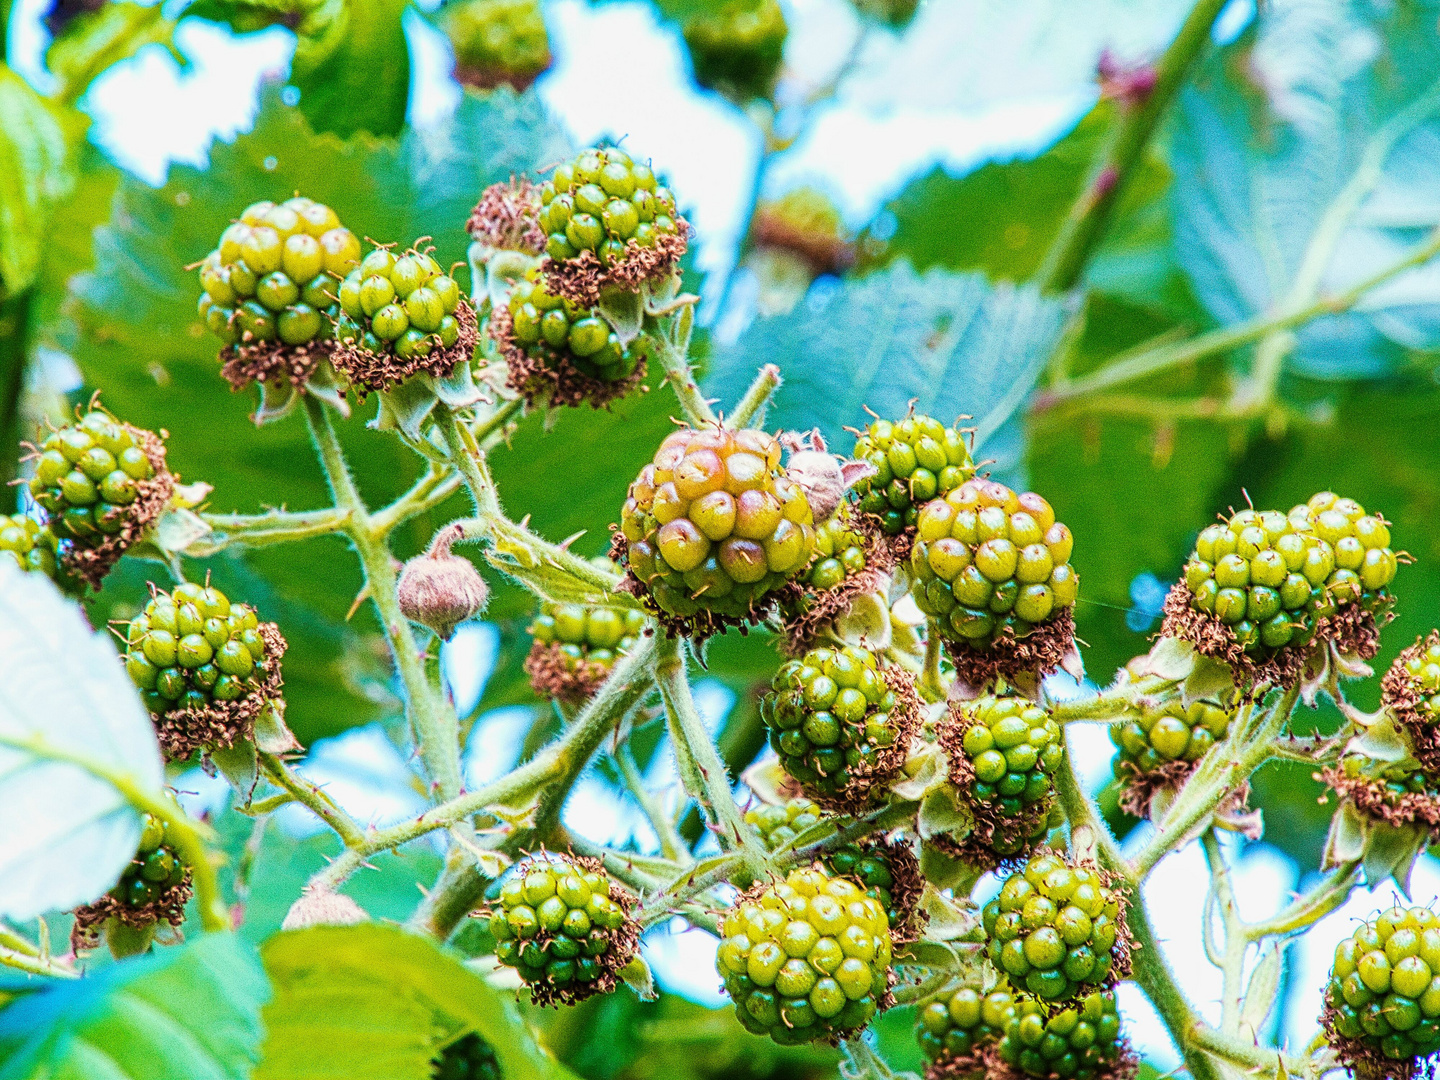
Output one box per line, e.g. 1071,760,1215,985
653,322,717,427
1245,861,1360,940
1201,830,1248,1034
257,751,365,848
0,945,77,979
1126,897,1226,1080
728,364,783,428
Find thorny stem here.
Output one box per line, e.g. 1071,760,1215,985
257,752,364,848
1187,1020,1310,1075
0,945,77,979
0,922,39,958
1048,674,1172,722
1244,861,1361,940
653,323,717,427
1127,897,1227,1080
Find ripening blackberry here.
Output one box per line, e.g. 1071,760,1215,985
996,990,1131,1080
616,425,817,634
525,600,647,704
0,513,59,579
850,414,975,536
488,853,639,1007
804,510,871,593
198,196,359,352
1384,632,1440,776
910,479,1078,654
760,645,917,808
683,0,788,102
70,812,191,955
1323,905,1440,1071
122,582,286,760
781,506,886,651
916,982,1016,1068
432,1033,501,1080
25,407,174,591
747,798,823,851
716,864,893,1045
1171,494,1397,663
983,852,1127,1002
444,0,551,92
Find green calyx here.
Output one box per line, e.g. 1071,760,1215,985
683,0,788,102
997,989,1127,1080
983,853,1125,1003
1110,698,1232,778
917,982,1016,1064
850,413,974,535
335,242,464,359
1182,492,1398,657
1326,905,1440,1062
432,1032,502,1080
506,269,643,383
909,479,1078,648
199,196,360,349
716,864,893,1045
539,146,680,266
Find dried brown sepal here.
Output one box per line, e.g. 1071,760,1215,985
852,509,915,566
1319,766,1440,836
491,301,645,409
465,177,546,254
751,207,856,278
1114,758,1198,821
70,869,193,952
61,425,176,592
812,665,924,816
218,334,335,391
977,1038,1141,1080
454,62,549,93
864,834,927,946
524,639,610,706
943,608,1078,693
923,1049,990,1080
331,298,481,396
541,225,690,308
151,622,287,761
1322,996,1437,1080
780,515,895,657
1384,632,1440,775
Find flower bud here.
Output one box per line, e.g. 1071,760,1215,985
397,524,489,640
781,429,876,524
281,887,369,929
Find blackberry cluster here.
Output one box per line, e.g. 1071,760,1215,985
525,600,647,703
539,147,681,267
111,814,188,910
198,197,360,348
1109,699,1232,778
983,853,1125,1002
1324,751,1440,832
1324,906,1440,1067
910,480,1078,647
752,187,855,279
997,991,1128,1080
760,645,907,804
917,983,1016,1065
505,269,644,383
1178,494,1397,658
71,812,191,953
336,245,465,360
445,0,551,91
488,854,638,1006
850,414,975,536
617,426,816,631
716,864,893,1045
432,1033,501,1080
683,0,788,102
0,513,59,578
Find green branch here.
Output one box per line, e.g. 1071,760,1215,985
652,314,717,427
727,363,783,429
257,751,364,848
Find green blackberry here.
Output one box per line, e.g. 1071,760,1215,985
444,0,551,92
782,506,886,651
1324,906,1440,1070
916,982,1016,1067
850,414,975,535
751,187,855,280
122,582,286,760
1321,751,1440,839
70,812,192,954
25,407,174,591
0,513,60,579
199,196,359,350
716,864,893,1045
432,1033,501,1080
524,599,647,704
983,852,1127,1002
683,0,788,102
805,510,870,592
746,797,823,851
1108,696,1233,818
759,645,916,807
1384,632,1440,776
616,425,817,634
539,146,681,268
996,990,1130,1080
488,853,639,1007
910,479,1078,649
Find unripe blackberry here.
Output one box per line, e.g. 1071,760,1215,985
0,513,59,579
1109,696,1233,818
538,146,688,306
683,0,787,102
850,413,975,537
444,0,551,92
525,599,647,704
752,187,856,280
122,582,286,760
488,853,639,1007
1323,905,1440,1073
996,990,1133,1080
1384,632,1440,776
615,425,817,636
760,645,921,809
433,1033,502,1080
333,241,478,393
782,505,890,654
747,797,823,850
1166,494,1396,677
716,864,893,1045
1321,751,1440,839
24,406,175,591
494,268,648,408
70,812,192,954
916,982,1016,1069
983,852,1129,1002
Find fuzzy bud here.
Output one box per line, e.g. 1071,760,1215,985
281,887,369,930
780,429,876,524
397,523,489,640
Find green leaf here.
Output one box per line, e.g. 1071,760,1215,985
0,64,74,299
704,263,1071,453
46,3,177,107
258,923,577,1080
0,932,268,1080
0,564,163,922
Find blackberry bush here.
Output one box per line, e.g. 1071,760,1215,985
487,853,639,1007
444,0,551,91
432,1033,501,1080
716,864,893,1045
70,812,192,956
916,981,1016,1071
683,0,788,102
849,413,975,537
1109,696,1233,818
994,990,1132,1080
524,599,647,704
